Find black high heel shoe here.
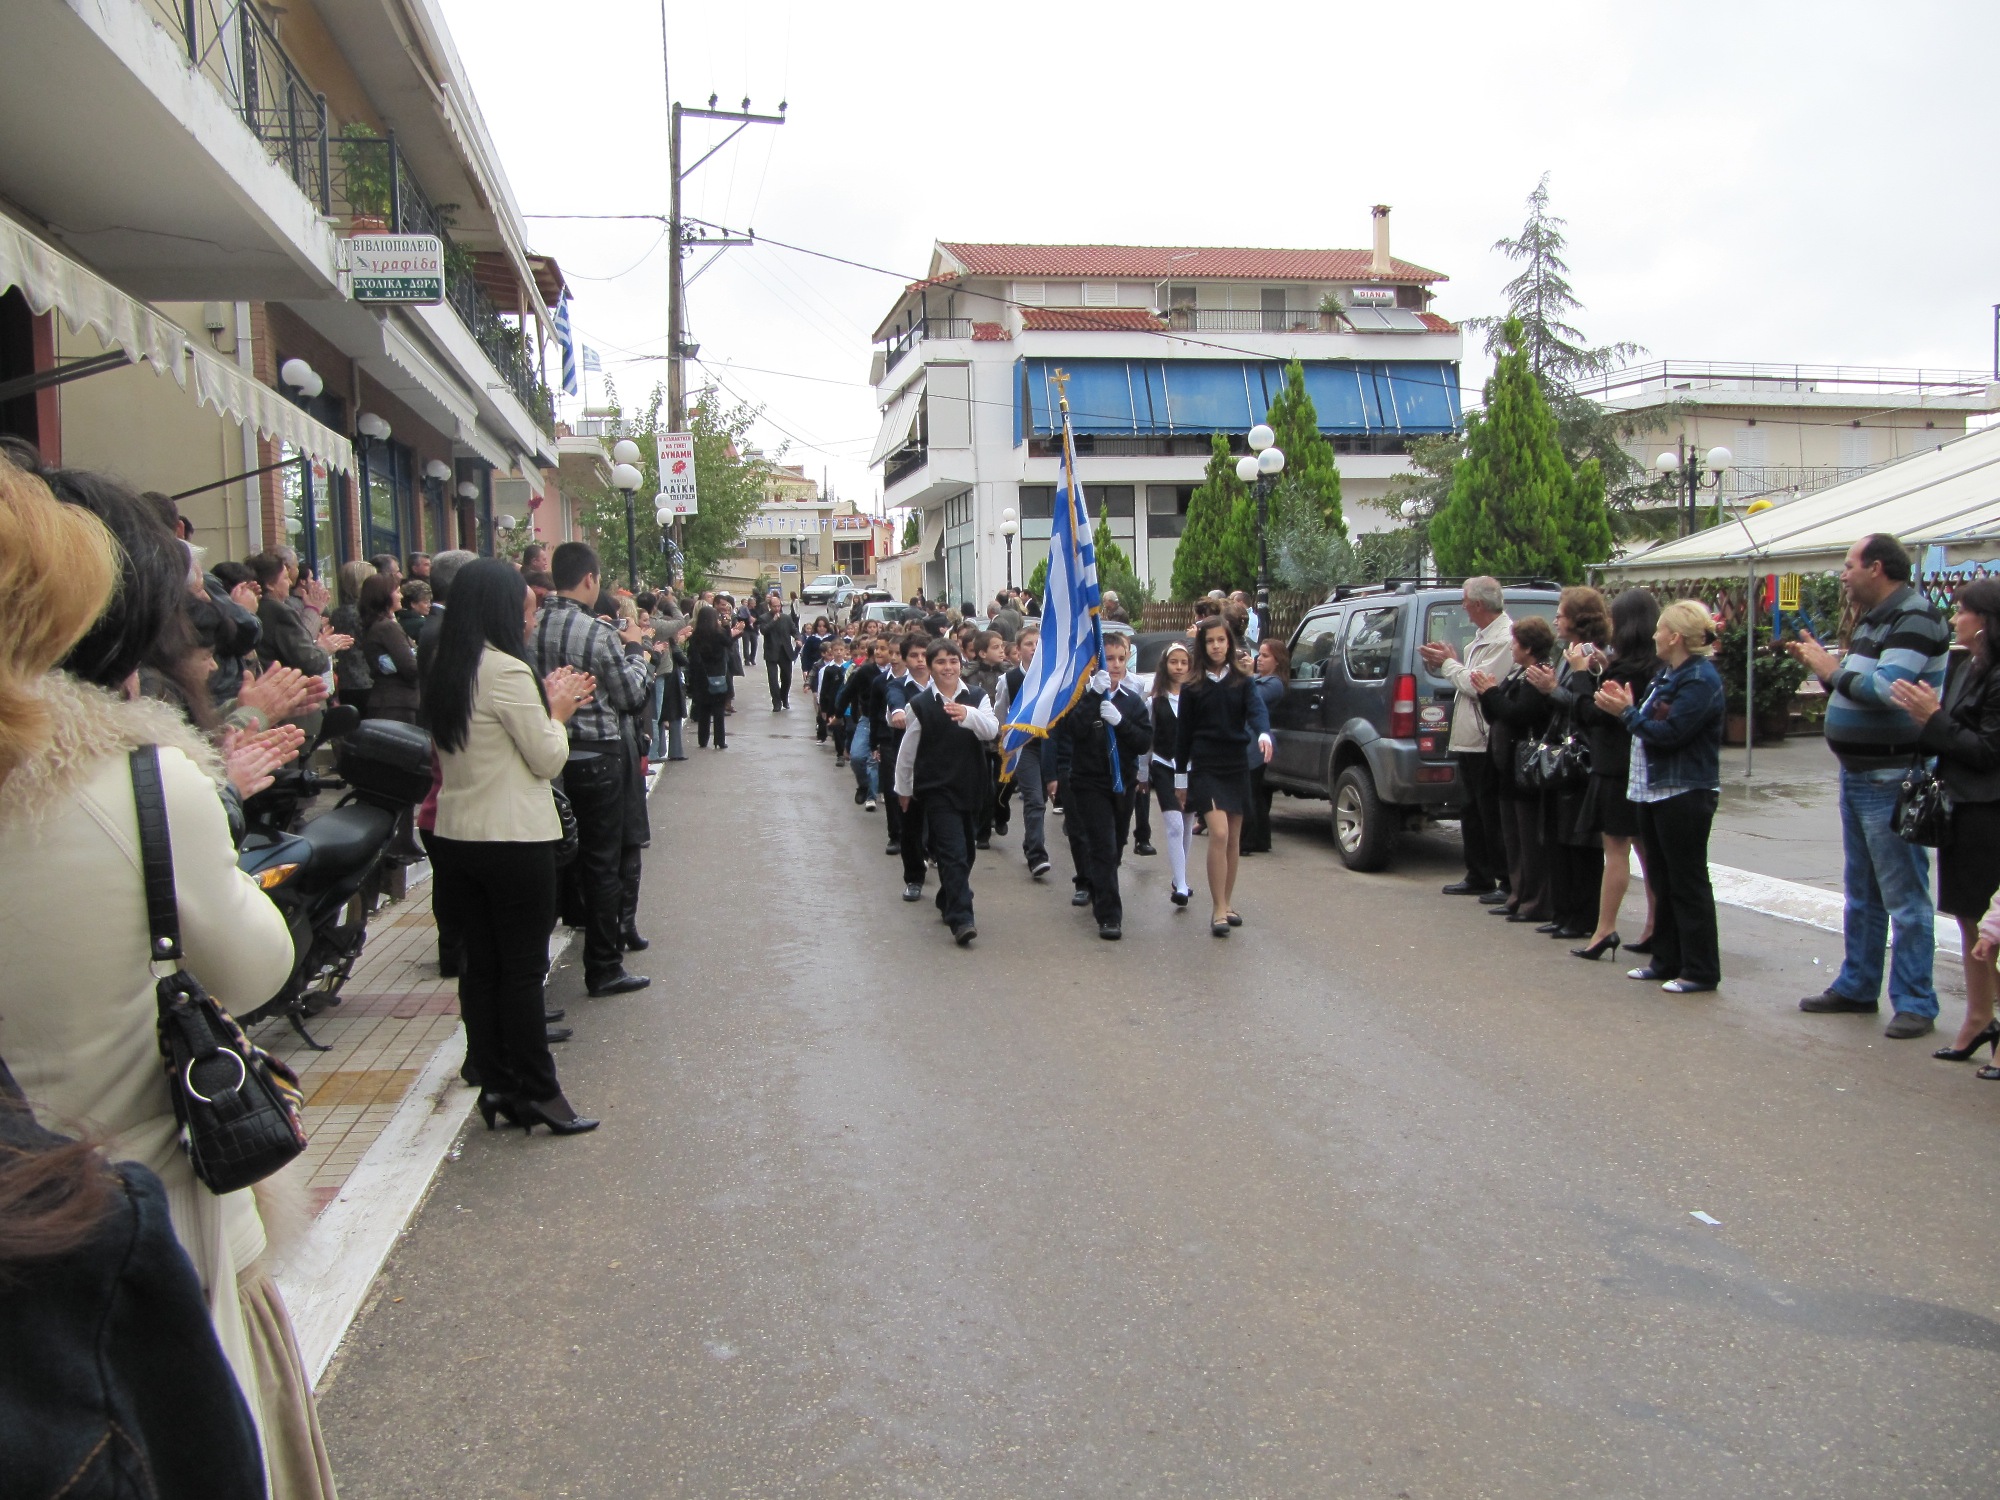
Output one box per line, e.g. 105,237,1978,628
475,1090,520,1131
513,1093,600,1135
1571,933,1621,962
1624,936,1654,956
1934,1019,2000,1061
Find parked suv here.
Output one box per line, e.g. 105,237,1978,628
799,572,855,608
1264,581,1561,871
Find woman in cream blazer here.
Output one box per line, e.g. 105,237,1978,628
425,560,600,1136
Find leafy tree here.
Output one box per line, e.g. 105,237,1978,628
1171,434,1254,599
1026,552,1047,599
576,379,771,590
1090,506,1152,614
1269,477,1354,597
1263,360,1345,536
900,510,920,549
1431,318,1610,583
1352,528,1428,584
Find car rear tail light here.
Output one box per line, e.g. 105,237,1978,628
1416,765,1455,784
1390,673,1418,737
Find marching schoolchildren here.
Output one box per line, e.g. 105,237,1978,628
1049,632,1152,940
893,640,999,947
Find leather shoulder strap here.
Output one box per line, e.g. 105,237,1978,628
128,745,183,965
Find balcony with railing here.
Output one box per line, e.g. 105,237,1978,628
1576,360,1995,405
880,317,973,372
1163,308,1346,334
329,132,553,428
144,0,331,210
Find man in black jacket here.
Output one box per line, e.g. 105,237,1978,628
1051,634,1153,939
894,641,999,946
837,640,892,809
760,590,801,709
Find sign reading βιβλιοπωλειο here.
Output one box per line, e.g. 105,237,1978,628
346,234,445,304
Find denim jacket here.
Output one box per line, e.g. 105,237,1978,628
1620,655,1724,792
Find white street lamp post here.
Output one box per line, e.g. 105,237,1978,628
1000,506,1018,592
610,445,644,591
1654,443,1733,538
1239,423,1285,637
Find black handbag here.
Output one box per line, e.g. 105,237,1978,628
1532,714,1592,792
1892,756,1953,847
551,779,580,868
131,747,309,1195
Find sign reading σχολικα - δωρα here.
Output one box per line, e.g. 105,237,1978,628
345,234,445,304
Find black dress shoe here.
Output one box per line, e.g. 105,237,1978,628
1799,990,1878,1014
587,972,651,998
1551,925,1592,940
1133,842,1156,856
886,841,901,856
1442,880,1496,896
544,1026,573,1044
1490,905,1520,917
952,923,977,947
1478,890,1510,906
622,930,650,952
543,1008,566,1023
1071,889,1092,907
1505,912,1541,923
975,836,992,850
1098,922,1123,940
1534,921,1563,934
903,882,924,902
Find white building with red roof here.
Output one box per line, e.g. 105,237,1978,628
868,208,1462,604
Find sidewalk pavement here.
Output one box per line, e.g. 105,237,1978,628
1710,734,1844,894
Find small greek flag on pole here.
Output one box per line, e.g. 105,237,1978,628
581,346,603,372
553,297,579,396
999,369,1108,784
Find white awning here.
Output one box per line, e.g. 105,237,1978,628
1599,424,2000,581
0,214,354,473
869,374,925,466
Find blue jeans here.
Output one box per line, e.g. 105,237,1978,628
850,719,879,799
1833,766,1938,1017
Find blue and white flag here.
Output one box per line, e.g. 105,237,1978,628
581,345,603,373
552,297,578,396
1000,382,1104,782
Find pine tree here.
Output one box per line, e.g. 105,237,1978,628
900,511,920,549
1432,317,1609,584
1090,506,1152,612
1171,434,1248,600
1264,359,1345,537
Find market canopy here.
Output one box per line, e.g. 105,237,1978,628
1599,423,2000,582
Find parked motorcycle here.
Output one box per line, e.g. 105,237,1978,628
236,709,434,1049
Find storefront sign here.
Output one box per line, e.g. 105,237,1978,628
345,235,445,304
658,431,698,514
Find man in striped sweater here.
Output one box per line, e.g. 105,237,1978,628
1787,533,1949,1038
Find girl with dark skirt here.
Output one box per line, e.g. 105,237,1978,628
1174,617,1274,936
1146,640,1197,908
1890,578,2000,1065
1569,589,1660,961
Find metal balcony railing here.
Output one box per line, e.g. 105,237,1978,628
1163,308,1341,334
884,443,927,489
147,0,330,210
881,317,974,370
330,133,553,428
1574,360,1993,401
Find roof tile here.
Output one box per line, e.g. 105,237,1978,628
1019,307,1167,332
971,321,1009,341
941,243,1446,284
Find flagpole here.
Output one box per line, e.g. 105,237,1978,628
1053,371,1120,795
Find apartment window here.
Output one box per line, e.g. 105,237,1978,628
835,539,868,573
1168,284,1197,311
1092,484,1135,517
1261,287,1287,331
1013,282,1046,306
1018,485,1054,520
1082,281,1117,307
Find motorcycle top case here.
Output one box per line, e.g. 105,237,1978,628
335,719,434,804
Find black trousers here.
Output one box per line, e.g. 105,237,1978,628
1060,778,1092,892
1500,796,1552,919
1456,752,1505,887
694,695,726,748
431,836,559,1102
1242,763,1274,852
766,653,793,708
900,793,929,887
561,746,629,986
1067,780,1125,925
1638,789,1721,985
1548,838,1604,933
1130,778,1152,847
418,828,461,971
927,800,977,930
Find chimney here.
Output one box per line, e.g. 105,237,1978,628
1370,205,1392,276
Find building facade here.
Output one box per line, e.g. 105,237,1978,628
0,0,560,569
1573,360,2000,511
868,216,1462,605
711,464,896,600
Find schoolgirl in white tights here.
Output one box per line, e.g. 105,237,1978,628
1143,640,1198,908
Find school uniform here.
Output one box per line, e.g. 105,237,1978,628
995,664,1049,872
893,682,999,938
1052,676,1153,930
881,670,920,867
1173,669,1273,814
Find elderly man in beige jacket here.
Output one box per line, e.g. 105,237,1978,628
1419,575,1514,898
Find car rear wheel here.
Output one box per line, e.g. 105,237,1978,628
1331,764,1394,872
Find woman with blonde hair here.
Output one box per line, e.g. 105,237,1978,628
1593,599,1727,994
0,450,338,1495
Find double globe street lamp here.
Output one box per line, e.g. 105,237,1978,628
1235,424,1285,637
1655,443,1733,538
610,439,645,590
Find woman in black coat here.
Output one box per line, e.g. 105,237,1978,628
1527,587,1612,941
1173,617,1273,936
1890,578,2000,1063
685,605,733,749
1474,616,1556,924
1568,589,1661,961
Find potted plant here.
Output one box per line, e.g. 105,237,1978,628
339,124,393,230
1715,620,1808,744
1318,292,1346,332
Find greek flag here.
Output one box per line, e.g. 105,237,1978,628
1000,383,1105,782
581,346,603,372
553,297,578,396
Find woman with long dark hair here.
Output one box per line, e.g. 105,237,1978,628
1474,617,1557,924
1174,616,1274,936
1240,637,1290,854
1570,589,1660,961
1527,587,1611,940
428,559,601,1135
685,604,732,749
1890,578,2000,1065
358,571,420,722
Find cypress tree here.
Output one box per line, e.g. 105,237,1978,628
1171,434,1247,599
1263,359,1346,537
1433,316,1604,583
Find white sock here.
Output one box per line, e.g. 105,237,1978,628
1163,809,1190,893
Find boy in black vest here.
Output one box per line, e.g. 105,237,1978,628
1050,632,1153,939
884,636,932,884
894,640,999,946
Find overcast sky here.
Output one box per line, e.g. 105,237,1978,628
439,0,1999,510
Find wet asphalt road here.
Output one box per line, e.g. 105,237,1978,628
320,711,2000,1498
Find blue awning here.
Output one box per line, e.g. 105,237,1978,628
1017,358,1460,440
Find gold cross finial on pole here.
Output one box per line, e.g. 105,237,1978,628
1051,367,1071,413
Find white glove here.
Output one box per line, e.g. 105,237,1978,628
1089,669,1111,695
1100,700,1123,726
